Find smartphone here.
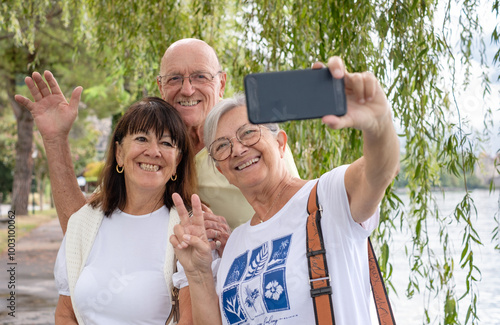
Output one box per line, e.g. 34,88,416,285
244,68,346,124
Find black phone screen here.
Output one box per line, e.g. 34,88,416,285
244,68,346,124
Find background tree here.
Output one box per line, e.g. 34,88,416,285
0,2,126,215
0,108,16,208
0,4,79,215
1,0,499,324
1,41,36,215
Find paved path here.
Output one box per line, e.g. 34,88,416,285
0,218,63,325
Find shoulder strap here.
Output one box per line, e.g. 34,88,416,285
306,182,335,324
306,181,396,325
368,238,396,324
165,257,179,325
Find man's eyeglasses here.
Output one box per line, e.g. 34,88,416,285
208,124,262,161
157,71,222,88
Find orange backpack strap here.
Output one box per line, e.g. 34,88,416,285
306,181,396,325
306,182,335,325
368,238,396,324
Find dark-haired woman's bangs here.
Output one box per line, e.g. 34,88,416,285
127,107,163,136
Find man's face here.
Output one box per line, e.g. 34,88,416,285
158,41,226,132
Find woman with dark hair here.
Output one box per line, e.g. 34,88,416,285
54,97,196,324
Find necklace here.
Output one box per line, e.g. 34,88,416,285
256,178,292,224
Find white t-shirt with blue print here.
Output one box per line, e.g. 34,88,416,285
215,165,379,325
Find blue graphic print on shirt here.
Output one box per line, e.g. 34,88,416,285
224,251,249,287
263,268,289,312
222,234,293,324
268,235,292,270
244,243,268,281
222,286,247,324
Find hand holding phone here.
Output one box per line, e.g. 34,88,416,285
244,68,346,124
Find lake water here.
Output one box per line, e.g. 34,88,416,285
386,189,500,325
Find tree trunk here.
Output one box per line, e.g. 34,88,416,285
8,78,34,216
38,176,45,212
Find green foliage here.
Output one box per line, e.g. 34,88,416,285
83,161,105,179
0,1,129,213
395,156,490,189
1,0,499,324
68,120,100,175
231,4,495,323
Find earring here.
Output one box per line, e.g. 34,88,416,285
116,165,124,173
170,173,177,181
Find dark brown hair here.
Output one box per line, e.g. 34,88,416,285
89,97,196,216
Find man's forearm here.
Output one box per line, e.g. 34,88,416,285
44,138,87,234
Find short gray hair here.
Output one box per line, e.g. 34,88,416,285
204,93,280,154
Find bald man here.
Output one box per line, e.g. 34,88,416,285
157,39,299,231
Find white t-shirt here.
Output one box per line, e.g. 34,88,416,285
54,206,172,324
215,166,379,325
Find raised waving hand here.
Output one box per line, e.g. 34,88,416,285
14,71,82,142
15,71,86,234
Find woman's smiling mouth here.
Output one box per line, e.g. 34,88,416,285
236,157,260,170
139,163,160,172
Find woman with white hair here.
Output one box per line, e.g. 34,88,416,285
170,56,400,325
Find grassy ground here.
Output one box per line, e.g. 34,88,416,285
0,209,57,253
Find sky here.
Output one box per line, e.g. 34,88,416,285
434,0,500,157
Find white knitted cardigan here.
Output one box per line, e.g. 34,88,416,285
64,204,179,324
